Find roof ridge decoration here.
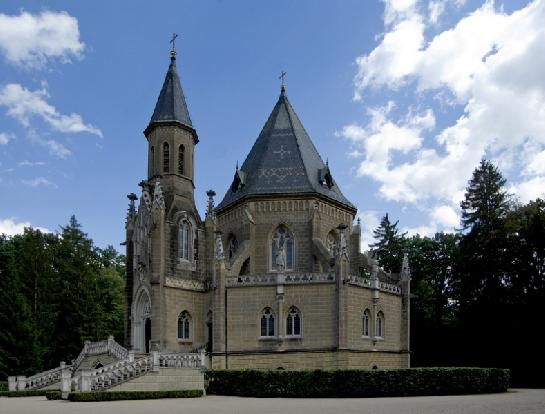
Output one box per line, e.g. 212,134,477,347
147,45,193,132
217,89,356,212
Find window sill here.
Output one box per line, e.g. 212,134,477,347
373,336,384,341
362,335,371,339
258,336,278,341
177,339,192,344
285,335,302,340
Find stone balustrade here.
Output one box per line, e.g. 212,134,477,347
158,350,205,368
71,335,128,372
226,272,334,287
346,274,402,295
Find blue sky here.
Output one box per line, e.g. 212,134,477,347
1,0,544,250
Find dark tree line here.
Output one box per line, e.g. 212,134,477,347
0,216,125,379
371,160,545,387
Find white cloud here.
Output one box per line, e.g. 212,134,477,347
0,132,14,145
345,0,545,210
431,204,459,228
0,11,84,68
0,83,103,138
21,177,57,188
510,177,545,203
0,217,50,236
358,210,381,252
18,160,46,167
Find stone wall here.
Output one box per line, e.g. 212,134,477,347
212,350,408,370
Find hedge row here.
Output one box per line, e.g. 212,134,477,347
67,389,203,401
0,381,7,392
45,391,62,400
0,390,50,397
206,368,509,397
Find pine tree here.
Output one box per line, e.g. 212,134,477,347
370,213,406,273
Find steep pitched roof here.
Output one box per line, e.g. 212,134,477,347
217,88,356,212
148,54,192,129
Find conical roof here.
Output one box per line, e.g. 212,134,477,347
217,88,356,212
148,54,192,129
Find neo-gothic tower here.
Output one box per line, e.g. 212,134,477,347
125,49,208,353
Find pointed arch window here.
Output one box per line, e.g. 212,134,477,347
362,309,371,337
149,146,155,174
178,144,185,175
260,307,275,337
179,220,191,261
163,142,170,173
376,311,384,338
271,225,294,271
286,306,301,337
177,311,191,340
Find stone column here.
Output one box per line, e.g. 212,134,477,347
335,224,350,353
151,350,160,372
60,362,72,399
213,231,227,369
128,350,135,362
16,376,26,391
78,369,91,392
400,253,411,367
8,376,17,392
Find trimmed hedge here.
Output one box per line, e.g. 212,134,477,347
46,391,62,400
206,368,509,398
0,381,7,392
0,390,50,397
68,389,203,401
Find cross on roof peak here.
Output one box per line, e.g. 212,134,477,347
170,33,179,58
279,70,287,92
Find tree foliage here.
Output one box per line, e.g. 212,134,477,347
371,160,545,386
0,216,124,379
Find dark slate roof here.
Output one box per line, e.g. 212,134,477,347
148,55,192,129
217,88,356,212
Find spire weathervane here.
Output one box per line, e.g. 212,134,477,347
279,70,287,92
170,32,179,58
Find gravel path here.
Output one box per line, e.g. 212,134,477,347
1,389,544,414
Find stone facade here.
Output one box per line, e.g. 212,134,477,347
124,51,411,371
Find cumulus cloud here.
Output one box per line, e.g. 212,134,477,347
21,177,57,188
344,0,545,222
0,11,84,68
0,132,14,145
0,83,103,138
0,217,50,236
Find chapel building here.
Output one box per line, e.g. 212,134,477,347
124,49,411,370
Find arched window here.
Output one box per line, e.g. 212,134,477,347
362,309,370,337
260,307,275,337
376,311,384,338
286,306,301,336
178,144,185,175
271,225,294,271
163,142,170,173
326,230,338,257
239,258,250,276
228,235,238,262
177,311,191,340
179,220,191,260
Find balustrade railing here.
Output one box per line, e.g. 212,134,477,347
227,272,334,286
23,365,64,390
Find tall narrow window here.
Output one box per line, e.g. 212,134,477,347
286,306,301,336
149,146,155,174
260,307,275,337
177,311,191,340
326,230,338,257
228,235,238,262
179,221,191,260
271,225,294,271
178,144,185,175
362,309,370,337
376,311,384,338
163,142,170,173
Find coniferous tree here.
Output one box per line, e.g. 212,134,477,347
370,213,406,273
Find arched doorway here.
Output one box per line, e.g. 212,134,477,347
144,318,151,353
132,288,151,353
